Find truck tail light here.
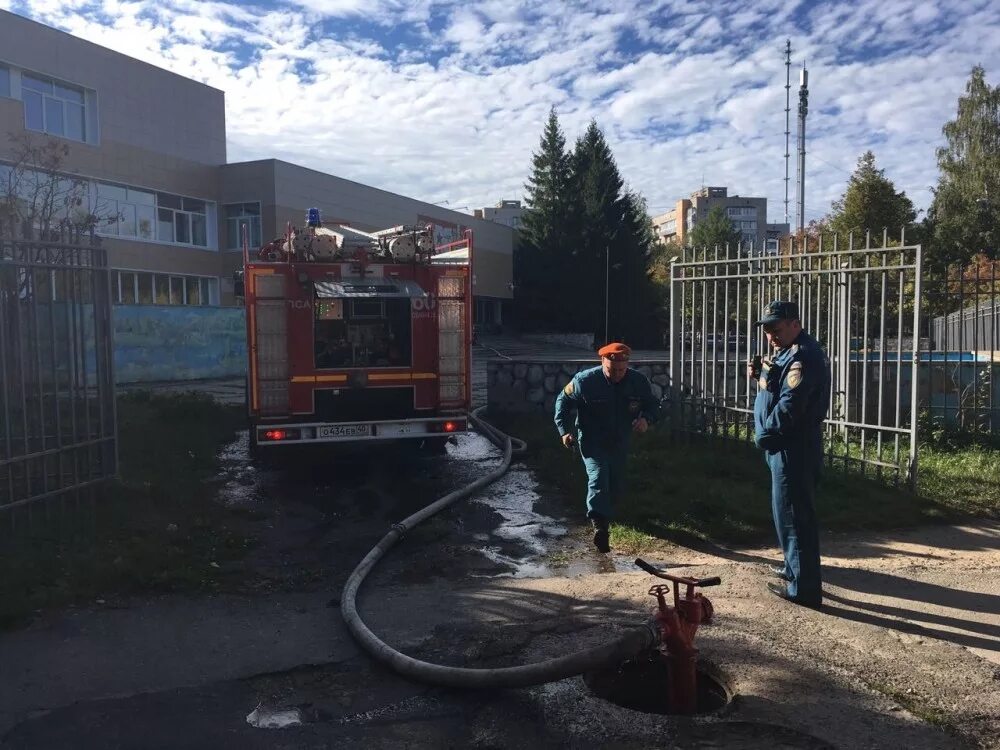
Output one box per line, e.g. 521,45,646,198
431,419,465,433
437,276,467,405
260,428,300,441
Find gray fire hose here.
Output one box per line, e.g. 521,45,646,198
340,406,661,689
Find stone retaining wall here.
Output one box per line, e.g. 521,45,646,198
521,332,595,350
487,359,670,414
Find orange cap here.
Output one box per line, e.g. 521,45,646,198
598,342,631,361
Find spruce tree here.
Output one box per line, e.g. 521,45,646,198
828,151,916,241
518,108,573,328
618,190,659,344
572,121,627,340
516,115,657,342
522,108,571,248
570,122,660,344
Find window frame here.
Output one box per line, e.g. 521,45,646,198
155,190,212,249
21,71,87,142
93,181,214,249
223,202,263,251
112,270,222,306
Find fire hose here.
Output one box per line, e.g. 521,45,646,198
340,405,663,689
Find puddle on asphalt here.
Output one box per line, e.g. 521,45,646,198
448,433,690,580
246,703,304,729
211,427,618,579
337,694,444,725
443,431,506,465
214,431,271,508
445,432,623,580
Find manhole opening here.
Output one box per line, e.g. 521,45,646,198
584,649,734,716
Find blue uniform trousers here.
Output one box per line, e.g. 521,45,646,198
766,445,822,603
581,447,628,521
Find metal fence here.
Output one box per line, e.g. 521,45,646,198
0,229,117,528
668,232,922,487
922,262,999,435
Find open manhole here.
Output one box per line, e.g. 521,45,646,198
584,649,734,715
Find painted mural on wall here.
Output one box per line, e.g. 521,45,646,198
418,214,467,248
113,306,246,383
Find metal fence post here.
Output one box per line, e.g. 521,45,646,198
909,244,923,489
669,259,682,435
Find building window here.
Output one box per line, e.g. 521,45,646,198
224,202,262,250
21,73,87,142
0,66,10,98
113,270,220,306
727,206,756,219
7,170,214,249
155,193,208,247
0,163,90,229
95,183,157,241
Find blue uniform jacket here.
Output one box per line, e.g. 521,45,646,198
554,366,659,457
753,331,831,453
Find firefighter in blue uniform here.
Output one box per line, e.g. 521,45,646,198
554,343,659,553
750,301,831,608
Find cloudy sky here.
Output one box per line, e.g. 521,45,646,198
3,0,998,224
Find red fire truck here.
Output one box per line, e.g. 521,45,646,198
240,210,472,454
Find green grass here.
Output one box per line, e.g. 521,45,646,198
493,413,998,552
865,679,955,732
918,442,1000,517
0,391,252,630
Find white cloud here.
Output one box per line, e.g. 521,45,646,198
4,0,999,223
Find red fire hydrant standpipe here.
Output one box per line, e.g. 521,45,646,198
635,558,721,715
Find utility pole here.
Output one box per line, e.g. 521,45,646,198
784,40,792,226
604,245,610,345
796,64,809,238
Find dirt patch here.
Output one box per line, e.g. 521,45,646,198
3,423,998,749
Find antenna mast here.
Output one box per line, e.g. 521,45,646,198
796,64,809,237
784,39,791,226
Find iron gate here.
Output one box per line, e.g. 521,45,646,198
668,233,922,487
0,231,117,524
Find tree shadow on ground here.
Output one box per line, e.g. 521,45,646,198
632,529,1000,657
820,595,1000,655
2,582,972,749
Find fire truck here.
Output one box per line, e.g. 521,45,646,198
239,209,472,454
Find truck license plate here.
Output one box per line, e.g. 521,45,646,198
377,422,427,437
318,424,371,439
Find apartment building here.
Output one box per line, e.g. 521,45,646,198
474,199,524,230
652,186,771,251
765,222,791,252
0,9,513,317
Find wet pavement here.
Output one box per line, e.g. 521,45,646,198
0,420,623,749
3,428,992,749
9,337,993,748
209,424,608,590
115,336,622,591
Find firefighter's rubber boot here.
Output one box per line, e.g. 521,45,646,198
591,516,611,553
